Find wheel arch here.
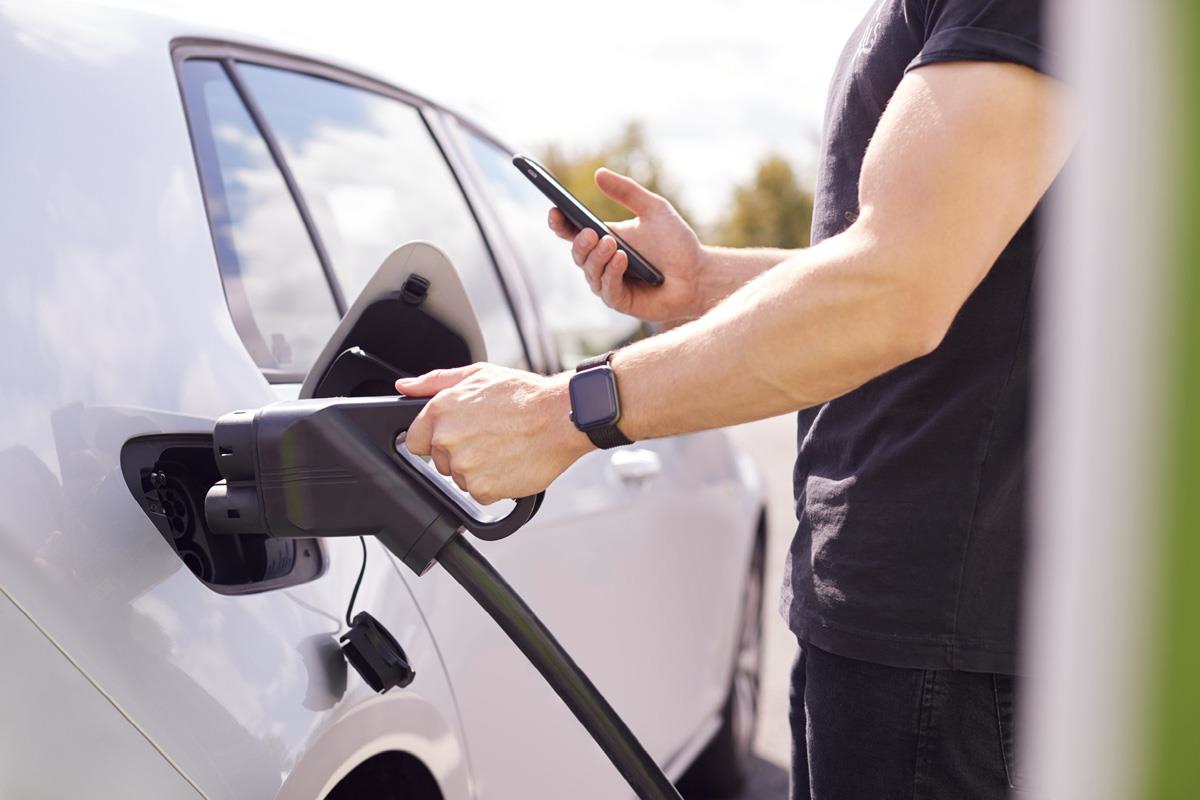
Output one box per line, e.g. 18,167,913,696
323,750,443,800
275,691,472,800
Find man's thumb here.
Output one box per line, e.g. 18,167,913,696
395,364,482,397
595,168,664,217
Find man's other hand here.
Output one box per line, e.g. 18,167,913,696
548,168,707,323
397,365,592,506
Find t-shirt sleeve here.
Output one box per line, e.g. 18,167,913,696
908,0,1046,76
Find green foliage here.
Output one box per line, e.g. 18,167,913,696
540,123,812,250
1147,3,1200,797
716,154,813,249
540,121,693,225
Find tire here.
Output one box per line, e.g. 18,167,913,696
677,525,766,799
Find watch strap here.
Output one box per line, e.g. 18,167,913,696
586,424,634,450
574,351,634,449
576,351,615,372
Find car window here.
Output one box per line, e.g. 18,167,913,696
179,59,340,379
460,131,641,367
237,64,529,370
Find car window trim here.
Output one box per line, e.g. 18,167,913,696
174,58,282,372
171,38,537,373
222,58,348,316
435,113,561,373
414,110,537,371
172,55,340,382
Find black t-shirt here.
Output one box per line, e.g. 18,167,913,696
782,0,1046,675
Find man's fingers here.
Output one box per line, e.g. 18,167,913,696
431,446,452,478
395,364,482,398
571,227,599,267
398,365,486,456
581,261,602,294
548,208,580,240
450,470,470,495
581,236,617,293
405,406,434,457
599,249,629,306
595,168,664,217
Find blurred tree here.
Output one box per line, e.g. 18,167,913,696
717,154,813,249
540,121,693,225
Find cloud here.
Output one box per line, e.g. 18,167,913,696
114,0,875,227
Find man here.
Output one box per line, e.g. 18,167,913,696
397,0,1071,796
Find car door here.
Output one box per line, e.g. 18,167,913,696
441,121,759,766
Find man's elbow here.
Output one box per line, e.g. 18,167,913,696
902,309,952,360
883,286,956,366
845,221,961,367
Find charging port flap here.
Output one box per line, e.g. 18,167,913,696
300,241,489,401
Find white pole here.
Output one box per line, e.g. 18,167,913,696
1024,1,1173,797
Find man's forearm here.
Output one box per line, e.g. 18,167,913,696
610,226,941,440
692,244,799,315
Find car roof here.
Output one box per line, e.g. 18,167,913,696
0,0,514,151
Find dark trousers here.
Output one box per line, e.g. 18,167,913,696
789,641,1023,799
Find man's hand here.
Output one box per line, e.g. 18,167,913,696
548,168,707,323
397,365,592,506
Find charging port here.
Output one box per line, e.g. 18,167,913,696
121,435,324,594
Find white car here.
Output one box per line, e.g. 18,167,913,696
0,3,767,798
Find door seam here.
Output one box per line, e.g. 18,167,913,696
0,581,208,799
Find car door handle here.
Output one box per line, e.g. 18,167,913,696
608,448,662,483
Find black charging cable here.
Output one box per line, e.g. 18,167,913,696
437,535,683,800
345,536,368,627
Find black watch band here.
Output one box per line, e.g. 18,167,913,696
574,351,634,450
585,424,634,450
575,351,614,372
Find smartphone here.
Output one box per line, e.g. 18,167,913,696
512,154,665,286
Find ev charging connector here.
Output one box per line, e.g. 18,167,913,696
203,394,683,800
204,395,540,574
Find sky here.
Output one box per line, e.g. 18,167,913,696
127,0,876,228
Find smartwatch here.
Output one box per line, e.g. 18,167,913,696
568,351,634,450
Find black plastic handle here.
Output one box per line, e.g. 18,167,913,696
441,480,543,541
389,410,544,541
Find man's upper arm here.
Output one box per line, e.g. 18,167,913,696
854,60,1074,339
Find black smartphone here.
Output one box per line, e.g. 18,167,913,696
512,154,665,286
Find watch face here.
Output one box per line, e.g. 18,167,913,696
569,367,620,430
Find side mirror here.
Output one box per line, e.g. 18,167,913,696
300,242,487,400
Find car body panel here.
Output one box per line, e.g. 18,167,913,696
0,586,203,798
0,1,764,797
